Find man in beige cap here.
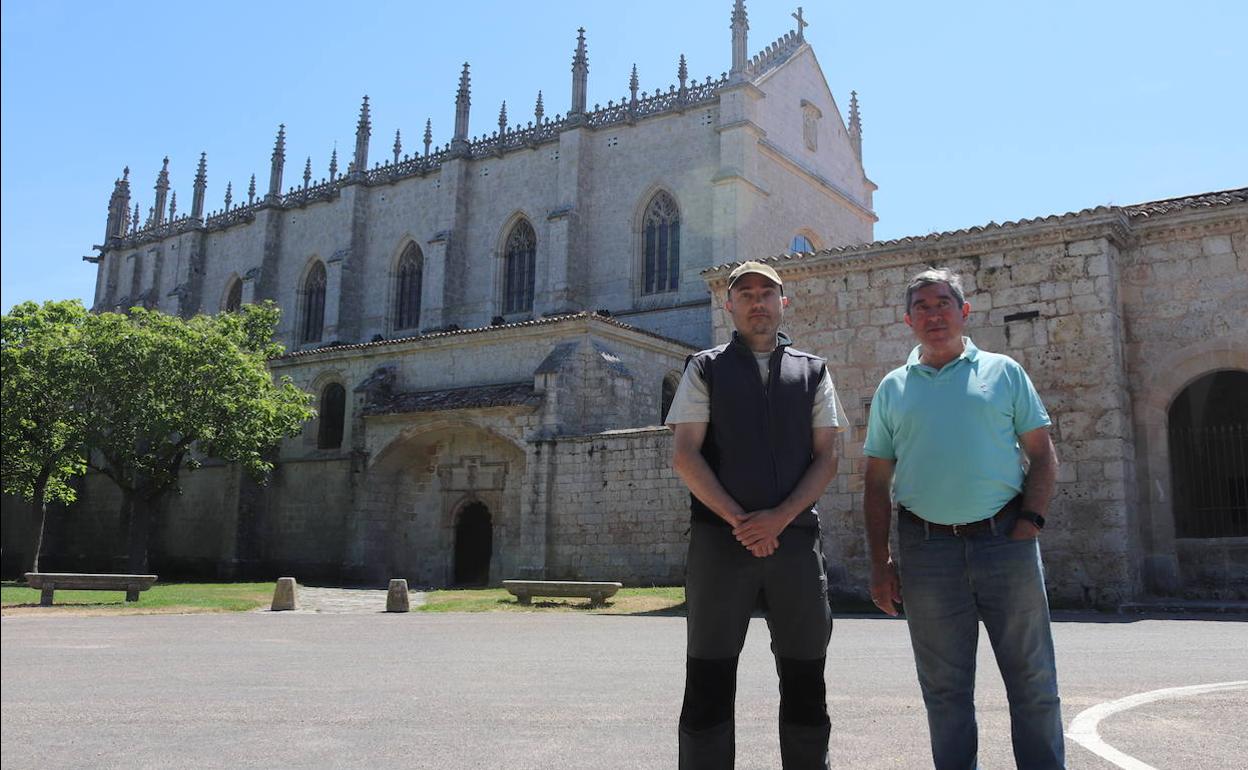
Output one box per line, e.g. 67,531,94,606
666,260,845,769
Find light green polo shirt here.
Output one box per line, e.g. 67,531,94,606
863,338,1051,524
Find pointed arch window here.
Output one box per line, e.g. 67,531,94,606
503,219,536,315
300,261,326,344
317,382,346,450
643,191,680,294
223,278,243,313
395,243,424,331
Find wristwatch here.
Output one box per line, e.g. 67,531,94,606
1018,510,1046,530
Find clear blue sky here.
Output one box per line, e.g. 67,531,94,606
2,0,1244,311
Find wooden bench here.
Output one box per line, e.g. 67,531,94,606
24,573,158,607
502,580,622,608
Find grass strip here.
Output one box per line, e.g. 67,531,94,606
1,581,274,615
416,585,686,615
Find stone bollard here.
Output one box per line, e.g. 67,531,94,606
386,579,410,613
271,577,297,611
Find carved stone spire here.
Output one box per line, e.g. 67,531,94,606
534,92,544,124
498,101,508,136
191,152,207,219
329,147,338,181
423,119,433,156
247,174,257,205
570,28,588,118
393,129,402,164
224,181,233,211
629,64,639,107
132,203,141,235
303,156,312,188
153,157,170,225
453,63,471,146
678,54,689,99
267,124,286,200
730,0,749,81
848,90,862,161
105,166,131,240
353,95,371,174
168,191,177,221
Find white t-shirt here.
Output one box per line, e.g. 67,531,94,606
664,349,846,430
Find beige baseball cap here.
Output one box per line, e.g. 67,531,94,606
726,260,783,290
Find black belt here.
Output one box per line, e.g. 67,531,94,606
899,496,1021,537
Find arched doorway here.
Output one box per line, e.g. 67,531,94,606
1168,370,1248,538
454,502,493,585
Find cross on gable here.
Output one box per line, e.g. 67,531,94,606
792,7,808,39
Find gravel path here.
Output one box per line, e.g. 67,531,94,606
276,584,427,613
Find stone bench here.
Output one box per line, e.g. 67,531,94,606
24,572,158,607
502,580,622,608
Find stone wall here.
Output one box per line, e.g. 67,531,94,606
14,181,1243,606
713,234,1148,606
545,428,688,584
1119,212,1248,598
705,191,1248,607
708,233,1145,606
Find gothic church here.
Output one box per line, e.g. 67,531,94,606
8,1,1244,606
65,2,876,587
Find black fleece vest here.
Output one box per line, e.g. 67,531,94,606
686,331,826,529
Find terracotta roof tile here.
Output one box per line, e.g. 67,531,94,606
273,311,691,361
1122,188,1248,218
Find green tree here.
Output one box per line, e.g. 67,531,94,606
1,300,93,574
82,302,314,573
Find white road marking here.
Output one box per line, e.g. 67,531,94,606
1066,680,1248,769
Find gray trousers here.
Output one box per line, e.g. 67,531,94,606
679,521,833,769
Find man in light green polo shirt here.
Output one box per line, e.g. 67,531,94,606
863,268,1065,769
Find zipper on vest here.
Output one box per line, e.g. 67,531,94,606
767,348,782,499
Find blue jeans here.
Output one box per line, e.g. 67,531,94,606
898,509,1065,770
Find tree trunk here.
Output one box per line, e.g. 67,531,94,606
24,465,52,575
126,493,153,574
116,490,134,572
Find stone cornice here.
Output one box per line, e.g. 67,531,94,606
1125,204,1248,245
704,212,1131,288
710,170,770,197
703,189,1247,287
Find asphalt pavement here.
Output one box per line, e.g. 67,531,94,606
2,608,1245,769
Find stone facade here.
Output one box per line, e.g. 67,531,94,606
8,3,882,590
5,312,698,585
84,6,872,356
3,3,1243,609
701,188,1247,606
20,189,1240,606
545,428,688,584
